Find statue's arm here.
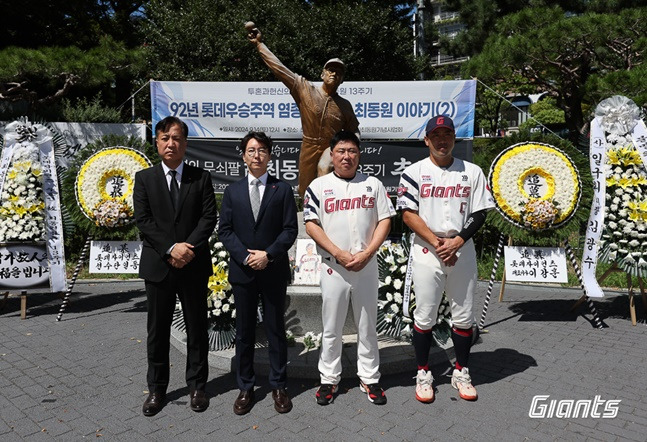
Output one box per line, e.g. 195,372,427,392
257,43,298,88
247,26,297,89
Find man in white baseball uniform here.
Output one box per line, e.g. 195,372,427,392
397,115,494,402
304,130,396,406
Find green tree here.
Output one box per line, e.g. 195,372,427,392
464,6,647,141
142,0,422,82
518,97,565,132
441,0,642,57
0,1,146,121
0,38,143,119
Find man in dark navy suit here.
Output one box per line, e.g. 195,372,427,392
134,116,217,416
218,131,298,415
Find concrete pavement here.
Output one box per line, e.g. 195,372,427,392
1,279,646,441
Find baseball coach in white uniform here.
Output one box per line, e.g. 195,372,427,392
397,115,494,403
304,130,396,406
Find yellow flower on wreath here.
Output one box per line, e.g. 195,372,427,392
209,263,231,293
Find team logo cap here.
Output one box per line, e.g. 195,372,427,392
425,115,455,135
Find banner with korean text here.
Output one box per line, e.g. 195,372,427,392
186,139,473,194
151,80,476,140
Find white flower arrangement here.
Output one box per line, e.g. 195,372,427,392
303,331,322,350
92,199,133,228
75,147,151,228
489,143,581,231
377,239,452,344
598,142,647,276
0,143,46,242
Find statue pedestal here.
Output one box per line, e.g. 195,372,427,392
172,327,453,379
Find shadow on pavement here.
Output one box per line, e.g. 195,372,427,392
0,289,146,320
470,348,538,386
506,299,580,322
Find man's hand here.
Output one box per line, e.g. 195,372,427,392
333,250,354,268
247,249,269,270
170,243,195,266
167,256,186,269
245,22,262,45
345,250,372,272
435,237,464,266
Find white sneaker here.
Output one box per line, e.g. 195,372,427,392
451,367,478,401
415,369,434,403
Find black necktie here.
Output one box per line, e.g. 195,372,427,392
169,170,180,209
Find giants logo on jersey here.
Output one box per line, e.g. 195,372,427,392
420,183,471,198
324,195,375,213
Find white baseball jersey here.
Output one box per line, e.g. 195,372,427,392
396,157,494,237
304,172,396,258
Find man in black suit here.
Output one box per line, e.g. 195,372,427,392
218,131,298,415
134,116,218,416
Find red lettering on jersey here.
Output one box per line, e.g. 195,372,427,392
420,183,471,199
324,196,376,213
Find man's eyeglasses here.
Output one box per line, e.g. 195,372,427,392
245,149,269,157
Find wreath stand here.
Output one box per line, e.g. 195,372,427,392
478,234,604,330
56,236,92,322
570,263,647,326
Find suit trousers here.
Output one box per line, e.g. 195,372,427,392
145,270,209,393
233,278,288,391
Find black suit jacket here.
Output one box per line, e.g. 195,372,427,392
134,163,218,282
218,175,297,285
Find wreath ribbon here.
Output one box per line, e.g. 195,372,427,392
402,232,415,318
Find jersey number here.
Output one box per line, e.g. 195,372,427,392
460,202,467,214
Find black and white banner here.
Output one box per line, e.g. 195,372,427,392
185,138,472,195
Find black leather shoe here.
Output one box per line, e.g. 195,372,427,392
190,390,209,412
233,389,255,415
272,388,293,414
142,392,166,417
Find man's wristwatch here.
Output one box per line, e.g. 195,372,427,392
266,252,274,262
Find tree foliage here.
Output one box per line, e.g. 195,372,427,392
0,1,145,121
518,97,565,132
142,0,422,82
441,0,644,57
464,6,647,141
0,38,143,112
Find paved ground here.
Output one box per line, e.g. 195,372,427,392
1,279,646,441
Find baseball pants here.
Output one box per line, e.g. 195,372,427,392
318,257,381,385
411,237,477,330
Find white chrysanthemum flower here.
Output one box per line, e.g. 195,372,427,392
393,279,403,290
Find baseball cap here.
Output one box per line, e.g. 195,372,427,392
324,58,345,71
425,115,455,134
